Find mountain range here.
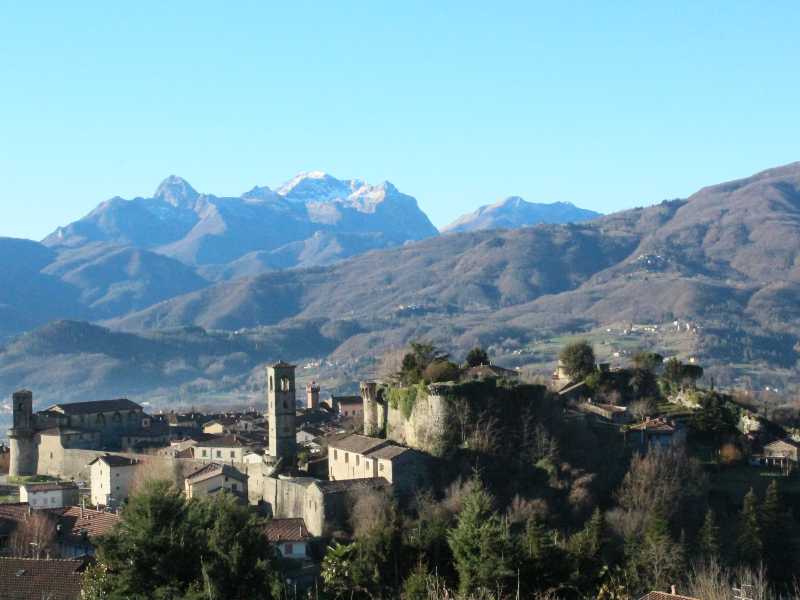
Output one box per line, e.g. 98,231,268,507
2,163,800,406
441,197,601,233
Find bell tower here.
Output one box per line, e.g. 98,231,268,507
267,362,297,463
9,390,36,477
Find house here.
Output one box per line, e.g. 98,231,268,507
0,557,87,600
627,417,686,449
264,518,312,560
184,463,248,500
327,433,426,495
203,417,236,435
193,434,257,463
579,400,632,424
89,455,139,508
0,503,119,558
19,482,79,509
331,395,363,419
761,439,800,471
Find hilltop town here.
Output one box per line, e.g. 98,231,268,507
1,341,799,599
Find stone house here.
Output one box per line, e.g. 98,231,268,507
331,396,363,419
261,475,391,537
579,400,631,424
627,418,686,449
327,433,426,496
20,482,79,510
761,439,799,471
264,518,312,559
184,463,247,500
89,455,139,508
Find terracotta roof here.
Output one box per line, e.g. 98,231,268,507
186,463,247,484
366,445,410,460
638,592,699,600
46,398,142,416
332,395,362,406
22,482,78,493
264,518,311,543
765,438,800,450
0,503,119,541
0,557,86,600
328,433,387,454
629,418,677,433
87,455,139,468
56,506,120,540
194,434,252,448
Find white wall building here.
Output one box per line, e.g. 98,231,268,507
89,455,139,508
20,482,79,509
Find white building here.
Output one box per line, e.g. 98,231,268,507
20,482,79,509
263,518,312,559
193,434,254,464
89,455,139,508
184,463,247,500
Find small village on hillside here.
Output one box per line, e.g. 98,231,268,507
1,342,799,599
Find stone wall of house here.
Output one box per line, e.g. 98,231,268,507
262,476,326,536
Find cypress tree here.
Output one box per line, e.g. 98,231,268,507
737,488,762,567
697,508,720,561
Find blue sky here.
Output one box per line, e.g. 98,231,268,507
1,1,799,240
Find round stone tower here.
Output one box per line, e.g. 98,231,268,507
361,381,380,436
8,390,36,477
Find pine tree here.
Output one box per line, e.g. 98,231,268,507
737,488,762,567
447,477,515,597
697,508,720,561
761,480,794,582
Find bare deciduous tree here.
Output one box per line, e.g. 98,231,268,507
10,511,57,557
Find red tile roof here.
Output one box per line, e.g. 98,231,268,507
264,518,311,543
0,557,86,600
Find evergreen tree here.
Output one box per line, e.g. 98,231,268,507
761,480,794,582
94,481,277,600
737,488,762,567
559,340,596,380
465,347,490,367
628,514,684,594
697,508,720,561
447,477,515,597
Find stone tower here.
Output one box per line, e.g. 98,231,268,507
9,390,36,477
306,382,320,410
361,381,386,436
267,362,297,463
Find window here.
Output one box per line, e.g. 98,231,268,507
333,450,338,460
231,483,238,491
379,463,384,471
285,543,294,555
216,450,222,458
202,450,208,457
345,453,349,464
355,455,360,466
230,451,235,458
269,376,273,391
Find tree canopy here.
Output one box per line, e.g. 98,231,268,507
559,340,596,380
